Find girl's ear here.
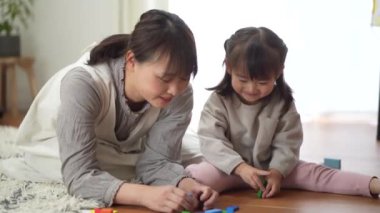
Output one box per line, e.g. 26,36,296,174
226,63,232,75
125,50,136,71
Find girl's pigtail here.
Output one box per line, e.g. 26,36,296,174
276,74,294,112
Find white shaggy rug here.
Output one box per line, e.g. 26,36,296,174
0,126,99,213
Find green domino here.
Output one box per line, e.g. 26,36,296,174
256,179,268,199
257,190,263,198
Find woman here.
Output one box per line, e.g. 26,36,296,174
0,9,218,212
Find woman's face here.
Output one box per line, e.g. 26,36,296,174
229,69,276,105
125,52,190,108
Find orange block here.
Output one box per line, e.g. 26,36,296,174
93,208,117,213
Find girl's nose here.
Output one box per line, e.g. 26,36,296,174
247,81,258,93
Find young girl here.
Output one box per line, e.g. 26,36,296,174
0,9,217,212
185,26,380,199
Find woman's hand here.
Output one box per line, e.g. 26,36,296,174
262,168,283,198
114,183,197,213
141,185,198,212
178,177,219,211
233,162,270,191
190,183,219,211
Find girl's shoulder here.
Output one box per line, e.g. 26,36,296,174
264,89,299,117
206,91,231,106
203,91,239,114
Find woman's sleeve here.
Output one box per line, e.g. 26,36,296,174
198,93,244,175
57,69,124,206
136,86,193,186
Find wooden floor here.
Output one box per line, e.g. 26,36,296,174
1,112,379,212
115,122,380,213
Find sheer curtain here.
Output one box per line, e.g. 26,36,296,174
119,0,168,32
169,0,380,130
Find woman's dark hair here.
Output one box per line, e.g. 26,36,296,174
87,9,197,78
210,27,293,109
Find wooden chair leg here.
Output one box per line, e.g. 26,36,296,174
0,65,5,117
19,57,38,97
9,64,19,117
25,67,37,98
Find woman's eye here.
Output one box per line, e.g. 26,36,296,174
160,78,170,83
239,78,248,82
158,76,171,82
180,77,190,82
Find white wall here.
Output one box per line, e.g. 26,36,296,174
169,0,380,129
16,0,120,110
15,0,168,111
12,0,380,126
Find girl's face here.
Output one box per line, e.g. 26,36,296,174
125,51,190,108
229,69,276,105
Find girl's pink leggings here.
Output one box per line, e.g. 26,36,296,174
185,160,373,197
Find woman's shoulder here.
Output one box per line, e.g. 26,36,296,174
60,68,103,100
161,84,193,115
175,84,193,101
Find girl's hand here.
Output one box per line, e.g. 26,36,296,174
178,177,219,211
140,185,197,213
262,168,283,198
233,162,270,191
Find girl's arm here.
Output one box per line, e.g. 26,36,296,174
269,102,303,177
198,93,246,175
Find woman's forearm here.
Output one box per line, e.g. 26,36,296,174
113,182,147,206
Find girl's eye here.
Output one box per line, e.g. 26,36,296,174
238,78,248,82
258,81,269,85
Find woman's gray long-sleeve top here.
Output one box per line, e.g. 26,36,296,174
56,56,193,206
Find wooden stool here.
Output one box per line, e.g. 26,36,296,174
0,57,37,117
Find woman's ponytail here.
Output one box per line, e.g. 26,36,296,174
87,34,129,65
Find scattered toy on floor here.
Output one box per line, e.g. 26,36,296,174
257,179,268,199
323,158,341,169
182,204,239,213
225,205,239,213
80,208,118,213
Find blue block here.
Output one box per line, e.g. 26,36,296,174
204,209,223,213
323,158,341,169
226,205,239,213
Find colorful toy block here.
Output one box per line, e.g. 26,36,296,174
204,209,223,213
225,205,239,213
256,179,268,199
323,158,341,169
182,204,239,213
80,208,117,213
